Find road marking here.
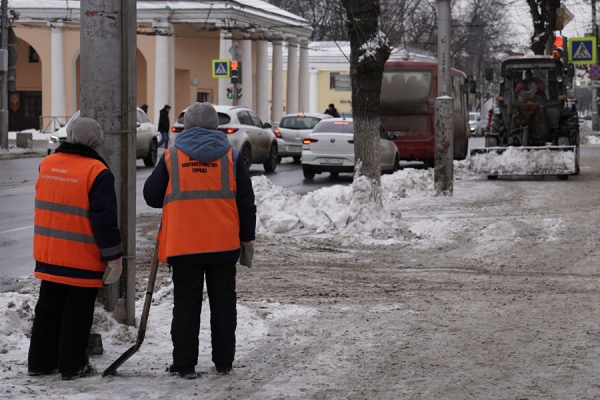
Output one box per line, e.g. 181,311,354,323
0,225,33,234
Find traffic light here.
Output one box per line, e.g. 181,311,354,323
230,61,239,84
469,80,477,94
553,35,564,60
237,88,243,99
227,88,233,99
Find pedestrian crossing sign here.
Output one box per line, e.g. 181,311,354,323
568,37,596,65
212,60,230,78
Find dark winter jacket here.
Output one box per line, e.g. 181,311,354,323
158,107,170,133
324,106,340,118
143,127,256,266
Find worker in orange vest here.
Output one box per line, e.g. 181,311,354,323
28,117,123,381
143,102,256,379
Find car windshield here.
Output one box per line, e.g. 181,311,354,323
469,114,476,122
312,120,354,134
280,116,322,130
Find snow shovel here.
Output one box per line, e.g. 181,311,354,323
102,238,160,376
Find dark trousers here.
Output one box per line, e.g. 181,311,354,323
171,263,237,368
28,280,98,373
158,131,169,149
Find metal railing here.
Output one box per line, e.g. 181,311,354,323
39,116,71,133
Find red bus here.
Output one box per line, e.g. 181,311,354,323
379,60,469,167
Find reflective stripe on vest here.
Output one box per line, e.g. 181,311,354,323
158,147,240,262
33,153,108,288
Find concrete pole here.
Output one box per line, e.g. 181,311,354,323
271,40,284,124
592,0,599,130
81,0,137,324
0,0,8,150
437,0,451,96
434,97,454,195
435,0,453,195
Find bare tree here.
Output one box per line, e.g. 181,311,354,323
340,0,391,203
525,0,560,54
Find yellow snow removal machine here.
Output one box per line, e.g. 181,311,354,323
470,55,579,180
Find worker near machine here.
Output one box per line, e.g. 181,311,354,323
514,69,545,102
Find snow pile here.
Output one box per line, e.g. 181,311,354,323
253,167,436,241
470,146,577,175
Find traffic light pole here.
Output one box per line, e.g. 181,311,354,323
0,0,8,150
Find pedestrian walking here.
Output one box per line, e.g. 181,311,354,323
158,104,171,150
28,117,123,381
143,102,256,379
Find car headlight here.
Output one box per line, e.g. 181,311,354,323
49,135,59,144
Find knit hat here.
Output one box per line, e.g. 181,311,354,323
67,117,104,148
183,102,219,130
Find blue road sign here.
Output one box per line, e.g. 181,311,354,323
212,60,230,78
568,37,596,65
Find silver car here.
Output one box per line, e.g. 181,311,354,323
273,113,332,163
301,118,400,180
47,107,161,167
171,105,279,172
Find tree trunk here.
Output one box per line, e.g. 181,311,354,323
341,0,390,204
526,0,560,55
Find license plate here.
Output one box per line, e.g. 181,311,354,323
319,158,343,165
286,145,302,152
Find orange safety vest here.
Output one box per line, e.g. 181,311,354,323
158,147,240,262
33,153,109,288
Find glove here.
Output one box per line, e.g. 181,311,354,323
239,242,254,268
103,258,123,285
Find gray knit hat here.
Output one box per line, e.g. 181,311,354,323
67,117,104,148
183,102,219,130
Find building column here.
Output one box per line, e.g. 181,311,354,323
298,39,309,113
239,39,253,108
219,31,233,105
49,22,66,122
309,68,318,113
286,39,299,114
271,40,284,124
153,21,170,125
256,39,269,122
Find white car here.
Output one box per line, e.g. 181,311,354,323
47,107,161,167
301,118,400,180
171,105,279,172
468,112,483,137
273,112,333,163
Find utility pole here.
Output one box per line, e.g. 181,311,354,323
593,0,597,125
434,0,454,195
0,0,8,150
81,1,137,326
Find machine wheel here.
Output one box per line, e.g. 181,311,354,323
293,156,301,164
303,166,315,180
143,140,158,167
241,144,252,170
263,145,278,172
276,155,283,164
329,171,339,178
